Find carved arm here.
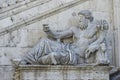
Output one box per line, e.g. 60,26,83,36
43,24,73,39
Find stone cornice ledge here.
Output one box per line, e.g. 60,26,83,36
14,65,112,80
0,0,36,14
0,0,89,36
18,65,112,71
0,0,51,20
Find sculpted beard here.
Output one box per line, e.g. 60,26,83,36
79,17,89,30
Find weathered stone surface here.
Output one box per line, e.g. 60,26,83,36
112,0,120,67
15,65,112,80
0,66,14,80
0,47,30,65
21,10,110,65
0,0,119,80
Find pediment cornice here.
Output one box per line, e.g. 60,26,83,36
0,0,89,36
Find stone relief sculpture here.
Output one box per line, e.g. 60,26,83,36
21,10,110,65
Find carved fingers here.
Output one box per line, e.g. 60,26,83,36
85,46,97,58
85,47,92,58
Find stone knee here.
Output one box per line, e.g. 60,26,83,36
49,52,58,64
40,52,57,65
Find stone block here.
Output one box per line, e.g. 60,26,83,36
114,7,120,30
15,65,112,80
16,29,29,47
0,47,30,65
93,12,110,22
7,0,76,26
27,29,46,47
114,0,120,7
0,17,13,29
90,0,111,12
0,66,14,80
3,30,20,47
0,35,5,46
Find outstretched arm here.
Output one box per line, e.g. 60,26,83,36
43,26,74,39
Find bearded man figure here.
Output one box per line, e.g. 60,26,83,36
21,10,109,65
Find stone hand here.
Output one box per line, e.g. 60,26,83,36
85,46,97,58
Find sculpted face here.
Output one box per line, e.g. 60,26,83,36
78,14,88,30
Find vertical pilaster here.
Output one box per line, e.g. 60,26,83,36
112,0,120,67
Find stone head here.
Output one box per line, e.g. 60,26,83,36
78,10,93,21
77,10,93,29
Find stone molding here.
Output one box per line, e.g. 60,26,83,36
18,65,112,71
0,0,89,36
0,0,36,14
14,65,112,80
0,0,51,20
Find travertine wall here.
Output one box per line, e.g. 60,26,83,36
0,0,118,80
